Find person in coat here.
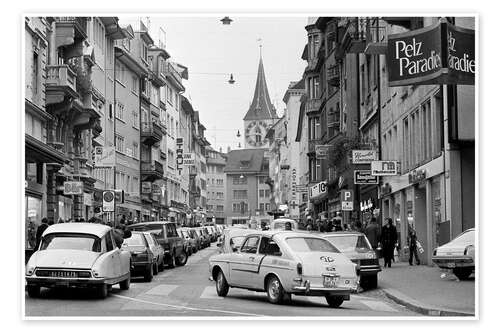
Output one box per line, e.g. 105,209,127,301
407,225,421,265
363,217,380,250
35,218,49,250
380,218,398,268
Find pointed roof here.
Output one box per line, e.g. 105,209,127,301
243,58,278,121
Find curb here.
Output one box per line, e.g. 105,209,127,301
382,288,474,317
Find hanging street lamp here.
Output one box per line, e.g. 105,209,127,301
221,16,233,25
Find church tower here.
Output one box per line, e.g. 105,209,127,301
243,57,279,149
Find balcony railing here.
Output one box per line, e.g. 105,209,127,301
327,64,341,87
365,19,388,54
141,160,164,180
141,121,163,145
305,98,323,114
54,17,88,39
46,65,77,93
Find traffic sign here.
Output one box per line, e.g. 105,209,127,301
341,189,354,211
102,190,115,212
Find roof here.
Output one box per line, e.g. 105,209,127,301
42,223,111,238
243,57,278,121
320,231,365,236
129,221,177,227
240,230,327,240
224,148,268,174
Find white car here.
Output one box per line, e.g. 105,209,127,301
216,227,254,254
432,228,475,280
270,218,299,230
209,230,358,307
26,223,132,298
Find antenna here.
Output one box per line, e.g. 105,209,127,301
257,38,263,58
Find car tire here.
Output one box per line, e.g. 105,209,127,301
158,259,164,272
266,275,285,304
119,274,130,290
453,267,473,280
175,250,188,266
325,295,344,308
96,284,108,299
144,264,154,282
215,270,229,297
27,285,40,298
153,261,159,275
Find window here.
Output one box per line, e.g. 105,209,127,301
233,176,247,185
265,189,270,198
259,203,265,211
174,93,179,110
259,237,282,256
132,142,138,159
116,62,126,84
217,179,223,186
259,189,264,198
93,19,105,50
286,237,339,253
132,76,138,94
141,41,148,62
116,103,124,121
32,51,39,94
151,86,159,106
265,203,270,211
240,236,260,254
216,192,223,199
132,110,139,128
259,176,267,184
115,135,124,153
233,190,247,199
232,202,247,213
216,205,224,212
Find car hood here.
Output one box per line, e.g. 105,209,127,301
294,251,357,277
30,249,102,269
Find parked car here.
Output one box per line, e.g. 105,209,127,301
129,222,187,267
143,232,165,273
270,218,299,230
209,230,358,307
177,228,195,256
187,228,203,251
196,227,211,247
432,228,475,280
322,232,381,289
122,232,156,281
217,227,253,254
206,226,217,242
25,223,132,299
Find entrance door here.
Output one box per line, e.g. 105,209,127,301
414,186,428,264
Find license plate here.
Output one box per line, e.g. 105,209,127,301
323,275,339,288
447,262,456,268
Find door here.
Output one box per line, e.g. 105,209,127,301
229,236,262,287
105,231,122,278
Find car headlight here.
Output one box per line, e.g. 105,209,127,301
465,245,475,257
366,252,376,259
26,266,35,276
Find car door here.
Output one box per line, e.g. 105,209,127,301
105,231,122,278
143,233,157,263
229,235,261,287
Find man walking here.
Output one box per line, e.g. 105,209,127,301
407,225,421,265
381,218,398,268
364,217,380,250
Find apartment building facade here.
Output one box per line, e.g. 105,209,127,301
206,146,227,224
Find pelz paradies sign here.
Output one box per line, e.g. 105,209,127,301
387,20,475,86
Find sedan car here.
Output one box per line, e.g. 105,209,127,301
143,232,165,273
209,231,358,307
432,228,475,280
122,232,156,282
322,232,381,289
25,223,131,299
178,228,195,256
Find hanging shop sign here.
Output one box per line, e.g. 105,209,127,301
309,181,327,199
341,189,354,211
409,169,427,184
387,19,475,87
371,161,399,176
141,181,152,194
315,145,329,159
354,170,379,184
63,181,83,195
102,190,115,212
352,150,378,164
94,146,115,168
114,189,125,204
183,153,195,166
176,138,184,172
152,183,162,196
83,193,92,206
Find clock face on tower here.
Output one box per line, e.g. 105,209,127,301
245,121,269,147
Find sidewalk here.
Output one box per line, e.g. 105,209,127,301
378,261,475,316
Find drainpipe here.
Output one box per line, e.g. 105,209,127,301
376,19,383,227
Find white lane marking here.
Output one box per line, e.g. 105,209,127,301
112,294,264,316
307,296,328,305
145,284,178,296
199,286,223,299
360,300,399,313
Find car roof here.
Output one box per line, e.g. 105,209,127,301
237,229,326,240
320,231,365,236
272,218,297,223
42,223,111,238
129,221,176,227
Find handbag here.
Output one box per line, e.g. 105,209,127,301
416,241,424,254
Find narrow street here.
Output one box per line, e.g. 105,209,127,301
25,244,418,317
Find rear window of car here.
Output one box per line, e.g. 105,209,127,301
40,233,101,252
129,224,165,238
451,230,475,245
286,237,340,253
272,221,296,229
123,233,146,246
325,235,372,252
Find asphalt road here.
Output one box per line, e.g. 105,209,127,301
25,244,419,317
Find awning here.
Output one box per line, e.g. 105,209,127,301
25,134,67,165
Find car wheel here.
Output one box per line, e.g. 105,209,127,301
158,259,164,272
153,261,159,275
96,284,108,299
119,274,130,290
215,270,229,297
144,264,154,282
175,250,188,266
325,295,344,308
453,267,473,280
266,275,285,304
27,285,40,298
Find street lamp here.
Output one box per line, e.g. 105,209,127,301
221,16,233,25
236,129,241,138
228,73,235,84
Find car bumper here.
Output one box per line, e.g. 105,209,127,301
130,261,151,272
290,278,357,297
358,265,382,275
26,276,107,288
432,256,474,269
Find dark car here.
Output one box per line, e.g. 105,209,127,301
322,231,381,289
196,227,211,248
177,228,195,256
129,222,187,267
122,232,155,282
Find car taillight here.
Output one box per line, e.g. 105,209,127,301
433,249,437,256
297,263,303,275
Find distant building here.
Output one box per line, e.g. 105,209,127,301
205,146,227,225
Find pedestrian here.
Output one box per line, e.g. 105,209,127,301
35,218,49,250
364,217,380,251
407,225,421,265
306,224,312,231
57,217,64,224
284,221,292,231
380,218,398,268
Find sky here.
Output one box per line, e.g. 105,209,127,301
142,16,309,152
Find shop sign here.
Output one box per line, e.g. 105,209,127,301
371,161,399,176
102,190,115,212
354,170,379,184
341,190,354,211
387,20,475,87
94,147,115,168
114,189,125,204
141,181,152,194
63,181,83,195
152,183,162,196
183,153,195,166
83,193,92,206
309,181,327,199
352,150,377,164
296,184,308,193
291,168,297,199
315,145,329,159
409,169,426,184
176,138,184,172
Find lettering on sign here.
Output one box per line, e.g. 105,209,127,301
309,181,327,199
371,161,399,176
176,138,184,173
352,150,377,164
341,189,354,211
409,169,426,184
63,181,83,195
183,153,195,166
354,170,379,184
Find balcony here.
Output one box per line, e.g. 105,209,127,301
327,64,341,87
54,17,88,40
141,160,164,181
305,98,323,115
365,20,388,55
45,65,79,102
339,18,367,54
141,121,163,146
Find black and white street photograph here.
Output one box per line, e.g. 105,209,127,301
13,1,485,325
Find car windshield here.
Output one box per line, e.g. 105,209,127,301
123,233,145,246
325,235,372,252
286,237,340,253
129,224,165,238
40,233,101,252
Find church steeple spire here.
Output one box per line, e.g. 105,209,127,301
243,57,277,121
